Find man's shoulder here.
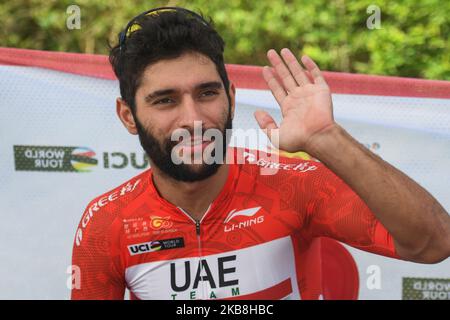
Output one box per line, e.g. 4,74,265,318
74,169,152,244
73,169,152,247
82,169,151,214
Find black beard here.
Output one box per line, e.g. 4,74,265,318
134,108,232,182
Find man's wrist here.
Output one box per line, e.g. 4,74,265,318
303,122,342,158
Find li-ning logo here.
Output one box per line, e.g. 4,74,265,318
224,207,264,233
150,216,173,230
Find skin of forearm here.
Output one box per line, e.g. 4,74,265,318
304,123,450,263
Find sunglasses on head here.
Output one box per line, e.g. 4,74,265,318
118,6,210,51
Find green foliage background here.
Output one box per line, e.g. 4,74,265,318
1,0,449,80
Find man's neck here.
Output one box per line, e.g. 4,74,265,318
151,164,230,222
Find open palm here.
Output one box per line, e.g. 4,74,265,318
254,48,335,153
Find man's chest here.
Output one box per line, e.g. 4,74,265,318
119,192,306,300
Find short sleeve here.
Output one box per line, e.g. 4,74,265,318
301,162,401,259
71,200,126,300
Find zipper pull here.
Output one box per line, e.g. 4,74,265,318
196,221,201,236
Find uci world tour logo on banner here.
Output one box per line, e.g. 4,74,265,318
14,145,98,172
402,277,450,300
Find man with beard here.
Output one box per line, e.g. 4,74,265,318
71,7,450,300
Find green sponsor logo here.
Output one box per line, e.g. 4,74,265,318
403,277,450,300
14,145,150,172
14,145,98,172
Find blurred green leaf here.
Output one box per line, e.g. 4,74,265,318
0,0,448,79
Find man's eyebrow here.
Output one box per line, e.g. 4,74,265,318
144,81,223,103
195,81,223,90
144,89,176,103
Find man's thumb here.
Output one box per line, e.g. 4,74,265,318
254,110,280,148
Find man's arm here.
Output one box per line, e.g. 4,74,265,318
254,48,450,263
304,123,450,264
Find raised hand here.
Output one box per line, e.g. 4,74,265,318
254,48,335,153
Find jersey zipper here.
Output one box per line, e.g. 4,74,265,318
195,219,207,299
196,220,201,236
177,205,211,300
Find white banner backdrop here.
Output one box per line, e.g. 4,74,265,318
0,65,449,300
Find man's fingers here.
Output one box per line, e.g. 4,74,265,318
301,55,328,86
280,48,311,86
262,66,286,108
254,110,278,130
267,49,298,92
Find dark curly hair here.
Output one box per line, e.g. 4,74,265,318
109,8,231,114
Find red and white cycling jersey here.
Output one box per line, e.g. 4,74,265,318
71,148,399,300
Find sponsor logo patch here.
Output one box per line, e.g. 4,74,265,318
223,207,265,233
14,145,97,172
403,277,450,300
150,216,173,230
224,207,261,224
128,237,185,256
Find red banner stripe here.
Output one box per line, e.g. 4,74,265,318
1,47,449,99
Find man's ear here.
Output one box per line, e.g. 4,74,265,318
116,98,138,135
229,82,236,120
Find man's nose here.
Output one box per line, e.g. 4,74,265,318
177,95,204,129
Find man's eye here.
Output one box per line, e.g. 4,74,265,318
200,90,218,97
153,98,174,105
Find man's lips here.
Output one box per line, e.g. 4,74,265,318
177,139,213,153
178,139,205,146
